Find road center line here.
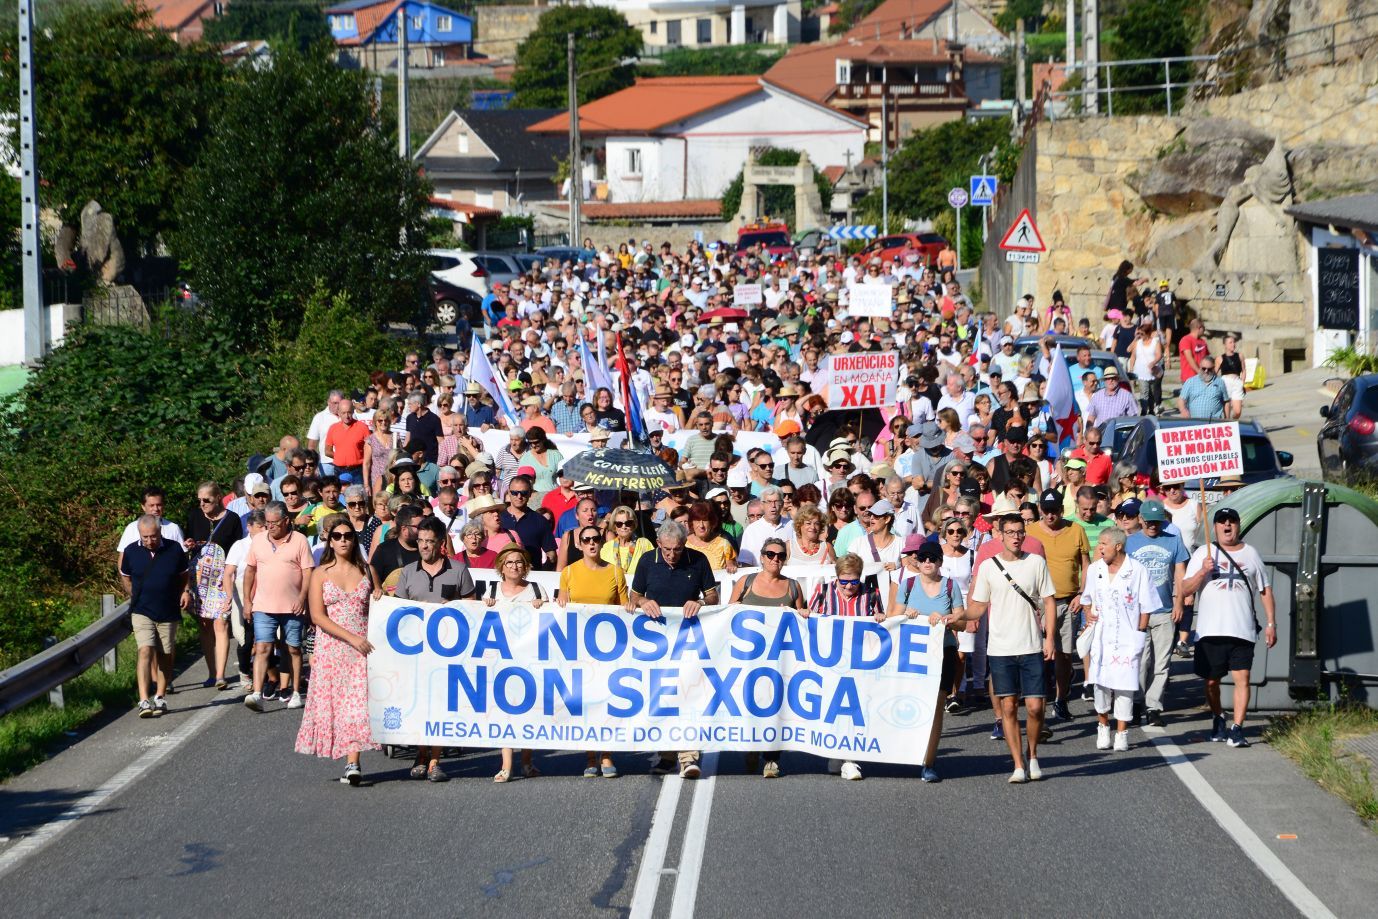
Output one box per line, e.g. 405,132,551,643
669,752,719,919
1146,731,1337,919
0,700,231,881
628,769,685,918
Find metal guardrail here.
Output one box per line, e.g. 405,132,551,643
0,595,128,718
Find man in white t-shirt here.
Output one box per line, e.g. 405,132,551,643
1182,506,1276,748
117,487,186,562
738,486,792,566
306,389,346,474
1083,527,1161,752
967,515,1056,784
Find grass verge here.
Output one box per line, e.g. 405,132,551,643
1265,705,1378,829
0,627,203,782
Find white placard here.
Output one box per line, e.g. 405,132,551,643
732,283,763,306
822,351,901,409
1154,422,1242,483
846,284,894,318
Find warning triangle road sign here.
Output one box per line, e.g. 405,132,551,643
999,209,1046,253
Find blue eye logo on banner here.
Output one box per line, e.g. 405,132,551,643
367,599,945,765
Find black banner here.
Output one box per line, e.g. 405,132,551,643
1318,247,1360,331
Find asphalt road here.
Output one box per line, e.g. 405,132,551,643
0,674,1314,918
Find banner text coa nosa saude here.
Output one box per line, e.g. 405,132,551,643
367,598,943,765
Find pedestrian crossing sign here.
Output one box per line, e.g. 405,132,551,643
970,175,997,206
999,209,1046,253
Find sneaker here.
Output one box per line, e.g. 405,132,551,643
261,687,279,703
1038,726,1053,742
1096,723,1112,750
583,766,600,778
990,720,1004,741
1209,714,1227,743
920,765,941,783
827,758,843,775
1146,709,1166,728
1113,730,1129,752
153,696,168,716
243,692,263,712
680,760,701,780
409,763,428,779
1227,723,1251,748
1052,700,1073,721
427,765,449,782
1027,758,1042,781
286,692,304,709
1080,685,1095,702
762,761,781,779
342,763,361,786
137,699,155,719
1008,767,1027,784
650,756,676,775
944,697,963,715
840,761,863,781
601,762,619,779
1175,640,1191,657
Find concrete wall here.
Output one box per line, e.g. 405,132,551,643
0,304,81,365
474,5,547,61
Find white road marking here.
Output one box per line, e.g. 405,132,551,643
0,701,232,880
669,752,719,919
629,769,685,918
1146,731,1337,919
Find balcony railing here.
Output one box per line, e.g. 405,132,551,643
834,81,961,100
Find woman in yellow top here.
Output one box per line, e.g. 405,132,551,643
559,525,628,779
685,501,737,572
599,505,653,581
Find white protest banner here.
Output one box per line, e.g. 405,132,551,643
733,283,763,306
367,597,943,765
846,283,894,319
822,351,901,409
1154,422,1242,483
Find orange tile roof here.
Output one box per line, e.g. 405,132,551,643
148,0,217,32
821,165,846,184
843,0,950,41
551,200,724,220
527,77,763,135
764,38,989,105
337,1,402,47
431,196,502,220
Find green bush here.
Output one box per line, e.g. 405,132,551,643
720,148,833,227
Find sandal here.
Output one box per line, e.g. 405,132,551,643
409,763,428,779
493,769,511,783
214,678,228,691
522,763,542,779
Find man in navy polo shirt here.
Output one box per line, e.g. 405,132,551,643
500,473,556,569
120,515,189,718
629,520,720,779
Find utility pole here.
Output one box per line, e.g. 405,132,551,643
18,0,44,363
880,89,888,234
398,7,410,158
566,33,581,247
1065,0,1076,76
1084,0,1099,115
1015,18,1027,107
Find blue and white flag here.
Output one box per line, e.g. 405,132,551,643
468,331,519,425
581,329,614,395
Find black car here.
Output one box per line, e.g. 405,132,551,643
1118,416,1293,497
1318,374,1378,481
428,275,483,331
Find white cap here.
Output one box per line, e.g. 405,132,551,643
727,464,750,489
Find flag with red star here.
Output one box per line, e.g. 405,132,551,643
1045,344,1080,458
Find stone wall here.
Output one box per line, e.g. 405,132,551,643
475,5,548,61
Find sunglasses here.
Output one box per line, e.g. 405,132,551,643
346,501,366,508
761,550,786,561
838,578,861,586
281,489,299,497
579,536,600,545
614,519,633,528
509,490,532,497
329,531,356,542
945,527,965,535
756,461,774,469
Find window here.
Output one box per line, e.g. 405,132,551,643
836,59,851,84
412,15,423,30
650,20,658,35
696,18,711,43
456,131,469,154
213,1,224,16
330,15,354,31
666,20,681,45
433,50,445,66
626,148,643,175
437,14,453,31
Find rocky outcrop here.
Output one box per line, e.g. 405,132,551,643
1129,118,1274,215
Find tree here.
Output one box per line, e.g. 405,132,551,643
174,46,431,346
1106,0,1204,113
511,7,642,108
719,148,832,229
857,117,1013,222
0,2,224,255
996,0,1046,32
203,0,332,50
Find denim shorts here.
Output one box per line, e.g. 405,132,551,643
252,612,305,647
989,652,1048,699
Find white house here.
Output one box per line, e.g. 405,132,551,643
526,75,866,205
588,0,801,48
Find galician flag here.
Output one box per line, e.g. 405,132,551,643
1044,344,1080,458
468,331,519,425
581,328,615,394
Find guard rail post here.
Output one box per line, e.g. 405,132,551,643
101,593,118,674
44,635,65,710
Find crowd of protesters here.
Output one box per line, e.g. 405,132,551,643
116,241,1273,786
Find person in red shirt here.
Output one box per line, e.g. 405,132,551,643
1069,430,1113,486
1178,318,1210,382
324,399,370,481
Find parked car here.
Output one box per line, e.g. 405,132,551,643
428,275,483,330
736,222,794,261
1102,415,1144,462
1318,373,1378,482
534,245,597,265
793,228,840,260
858,232,948,266
427,248,489,297
1117,416,1293,500
469,252,526,287
1012,336,1129,382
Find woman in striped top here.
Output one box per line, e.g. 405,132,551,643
807,553,883,620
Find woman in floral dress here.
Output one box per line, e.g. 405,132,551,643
295,512,379,785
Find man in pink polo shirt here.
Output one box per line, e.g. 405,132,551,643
242,501,315,711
